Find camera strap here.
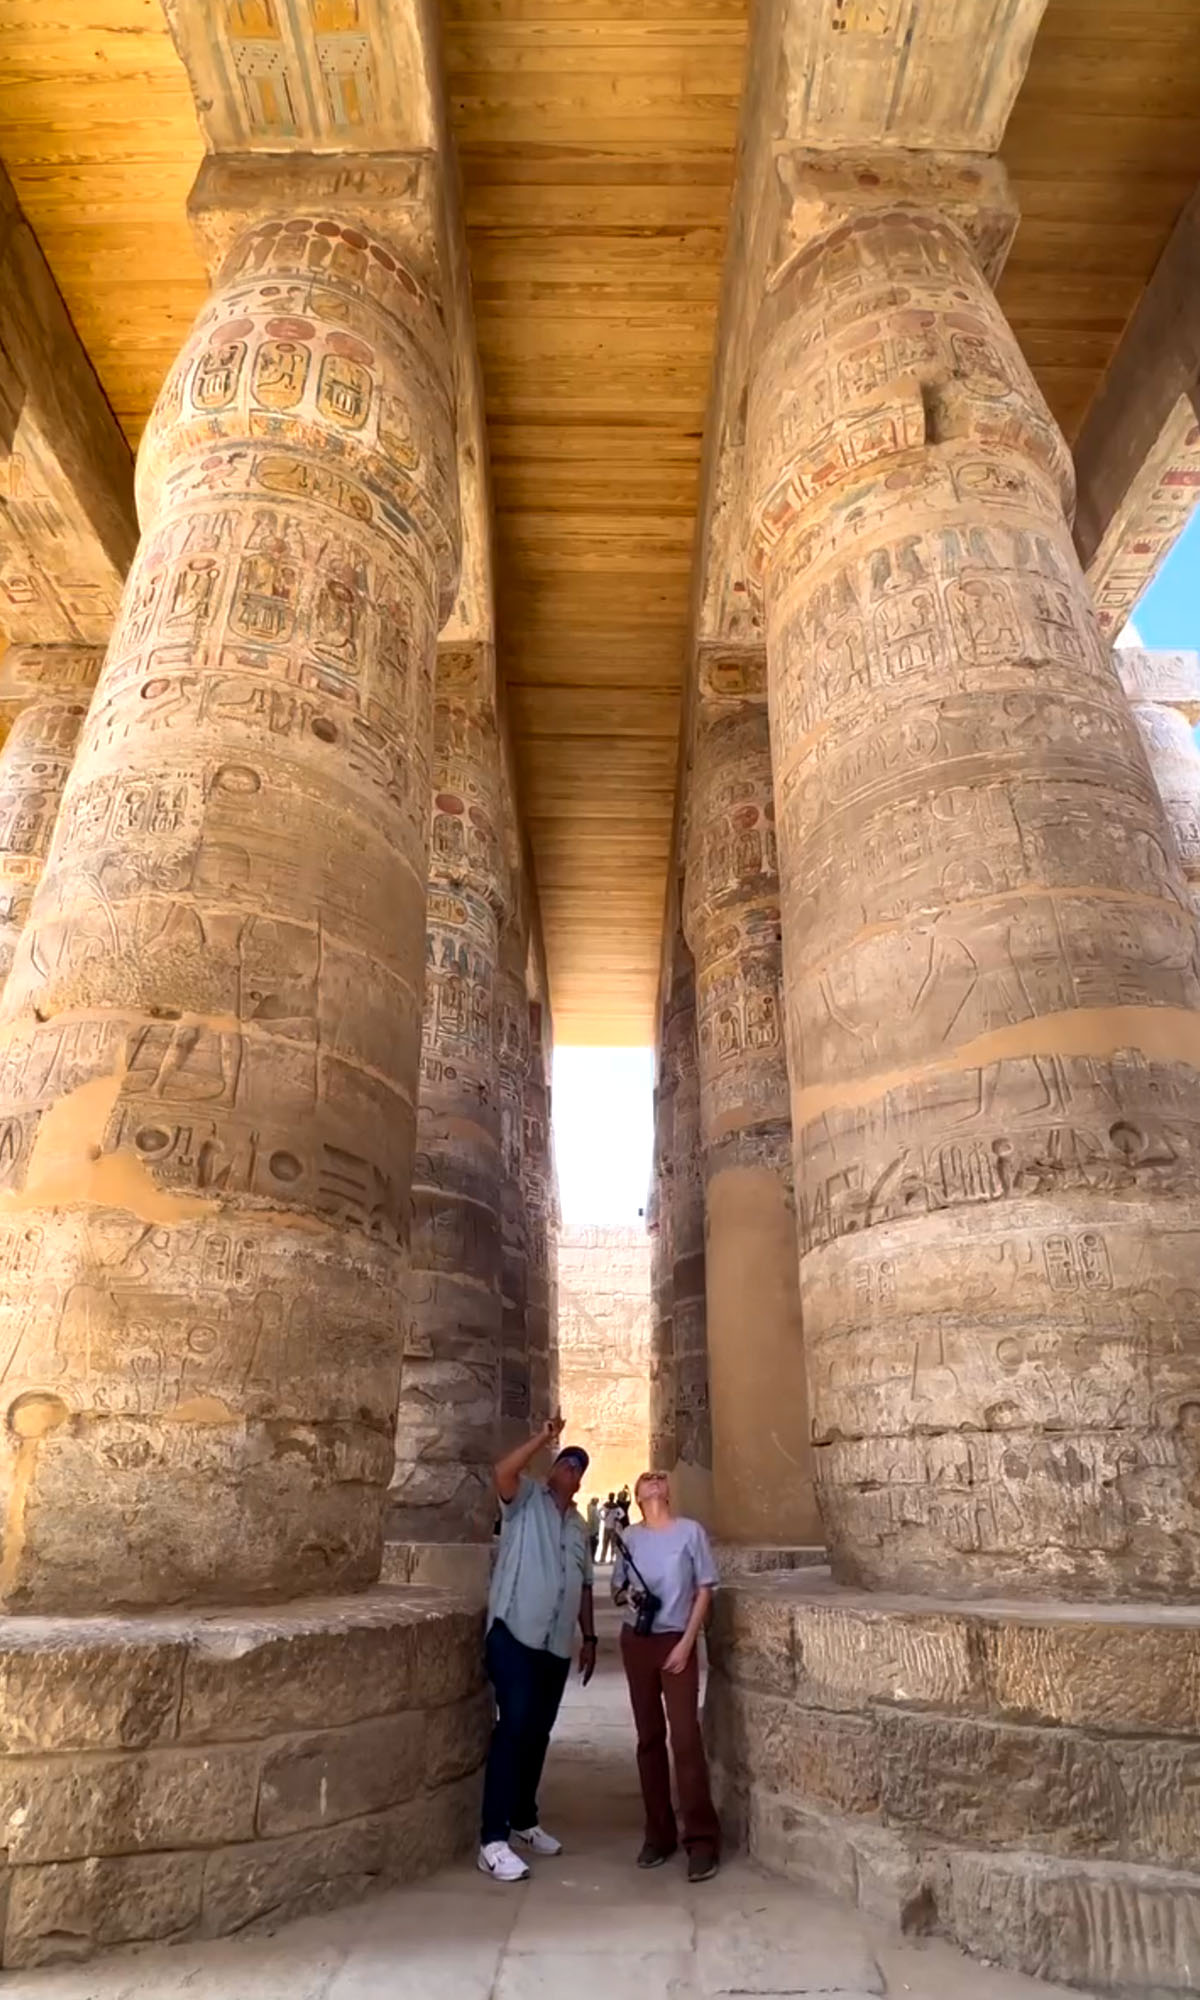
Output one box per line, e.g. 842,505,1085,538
610,1527,655,1601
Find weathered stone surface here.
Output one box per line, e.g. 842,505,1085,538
0,646,104,984
379,1538,493,1600
877,1711,1123,1857
523,995,558,1428
707,1582,796,1695
1117,650,1200,918
0,186,460,1612
0,1743,259,1863
0,1623,185,1753
795,1600,978,1715
746,170,1200,1604
682,702,816,1548
0,1592,486,1964
709,1574,1200,1989
943,1848,1200,1994
555,1225,650,1501
980,1611,1200,1734
392,659,508,1547
177,1594,484,1741
5,1849,205,1966
652,933,712,1520
741,1687,881,1816
497,901,533,1450
257,1711,426,1837
201,1774,478,1939
423,1687,494,1790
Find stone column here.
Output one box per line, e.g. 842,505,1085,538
747,159,1200,1601
661,939,713,1523
0,646,104,984
497,912,532,1446
647,1068,677,1469
523,1000,555,1425
391,679,507,1547
0,206,458,1612
1116,650,1200,915
683,703,818,1546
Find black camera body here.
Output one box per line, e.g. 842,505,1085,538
633,1588,663,1638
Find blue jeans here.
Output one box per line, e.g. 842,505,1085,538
481,1620,570,1844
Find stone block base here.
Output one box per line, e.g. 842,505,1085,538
713,1542,826,1581
380,1539,494,1601
0,1586,488,1968
705,1568,1200,1994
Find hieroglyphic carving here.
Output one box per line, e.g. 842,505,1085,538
1116,650,1200,919
0,207,459,1611
523,995,557,1428
746,172,1200,1601
391,676,507,1545
682,702,816,1543
0,647,104,985
659,938,711,1485
647,1078,676,1472
495,917,531,1441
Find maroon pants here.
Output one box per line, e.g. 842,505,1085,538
620,1625,720,1855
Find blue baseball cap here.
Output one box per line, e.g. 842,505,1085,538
553,1445,590,1476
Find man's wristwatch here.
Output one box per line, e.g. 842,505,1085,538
581,1633,597,1644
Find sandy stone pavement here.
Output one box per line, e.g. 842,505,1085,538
8,1603,1092,1999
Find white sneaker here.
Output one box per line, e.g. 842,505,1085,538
512,1824,563,1857
478,1840,529,1882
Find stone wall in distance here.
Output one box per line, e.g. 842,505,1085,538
555,1225,651,1508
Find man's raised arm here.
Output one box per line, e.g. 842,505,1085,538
494,1414,564,1502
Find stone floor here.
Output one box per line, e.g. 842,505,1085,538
8,1601,1092,1999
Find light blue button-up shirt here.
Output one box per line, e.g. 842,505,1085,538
487,1475,594,1659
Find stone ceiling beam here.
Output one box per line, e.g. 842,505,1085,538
1073,187,1200,638
0,166,137,647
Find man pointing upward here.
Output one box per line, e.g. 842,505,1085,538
478,1413,597,1882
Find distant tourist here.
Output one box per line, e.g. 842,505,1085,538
612,1470,721,1882
616,1484,632,1528
599,1492,621,1563
478,1415,597,1884
585,1494,601,1557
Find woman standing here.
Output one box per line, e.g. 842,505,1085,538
613,1469,722,1881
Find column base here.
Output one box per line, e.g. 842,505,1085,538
706,1569,1200,1995
0,1586,489,1968
380,1539,494,1601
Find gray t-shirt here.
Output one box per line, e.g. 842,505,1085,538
613,1518,719,1635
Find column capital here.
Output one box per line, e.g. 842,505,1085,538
768,149,1018,294
186,151,445,290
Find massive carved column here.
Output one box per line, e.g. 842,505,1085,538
661,937,713,1522
523,999,555,1426
0,194,458,1612
747,159,1200,1601
0,646,104,984
684,702,818,1545
391,668,506,1546
1116,650,1200,915
496,911,532,1447
647,1075,676,1469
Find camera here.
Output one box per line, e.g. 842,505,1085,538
633,1588,663,1637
